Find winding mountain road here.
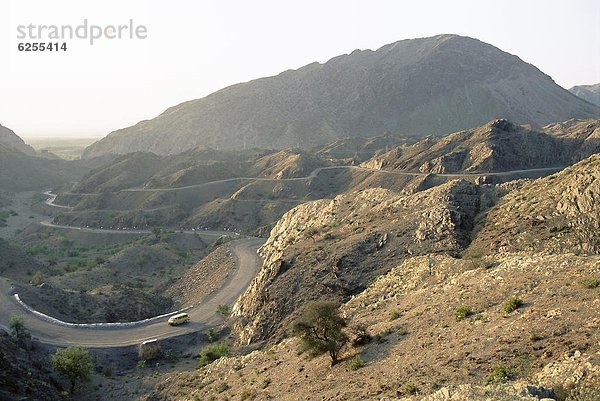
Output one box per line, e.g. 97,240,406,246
0,238,264,347
39,219,235,237
18,164,562,347
49,165,564,197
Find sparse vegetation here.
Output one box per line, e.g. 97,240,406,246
292,300,348,365
206,327,220,343
51,346,94,394
216,304,230,319
30,270,45,286
216,382,230,393
198,342,231,366
349,324,371,346
484,363,516,385
581,278,599,289
554,385,600,401
9,314,30,341
530,330,543,342
389,310,401,320
240,389,256,400
454,305,473,320
503,296,524,313
346,355,365,371
164,349,179,364
399,383,418,396
397,326,408,336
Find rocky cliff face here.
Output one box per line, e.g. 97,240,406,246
232,180,498,343
83,34,600,158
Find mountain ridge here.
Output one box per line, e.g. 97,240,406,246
569,83,600,106
82,34,600,158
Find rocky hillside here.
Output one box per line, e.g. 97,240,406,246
362,119,599,174
0,124,36,155
144,253,599,401
233,155,599,345
0,142,71,191
141,155,599,401
570,83,600,106
232,180,501,343
313,134,409,162
83,34,599,158
0,238,46,281
468,153,600,255
0,330,61,401
0,125,115,191
72,148,329,193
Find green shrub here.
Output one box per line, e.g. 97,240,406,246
389,311,401,321
240,390,255,400
164,349,179,364
346,355,365,371
198,342,231,366
484,364,516,385
454,305,473,320
31,271,45,286
216,382,230,393
399,383,418,395
206,327,219,343
9,314,30,341
216,304,230,319
503,296,523,313
582,278,599,289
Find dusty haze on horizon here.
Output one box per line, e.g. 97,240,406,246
1,0,599,139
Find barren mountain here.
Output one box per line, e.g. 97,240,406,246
82,34,599,158
0,125,115,191
0,124,36,155
570,83,600,106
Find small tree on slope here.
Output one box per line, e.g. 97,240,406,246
51,346,94,394
292,300,348,366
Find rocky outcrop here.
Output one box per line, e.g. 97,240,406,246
232,180,494,344
362,119,600,174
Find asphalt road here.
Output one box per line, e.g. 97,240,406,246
0,238,264,347
39,219,235,237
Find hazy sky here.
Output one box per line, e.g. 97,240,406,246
1,0,599,138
